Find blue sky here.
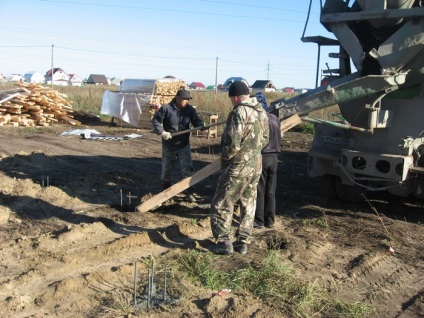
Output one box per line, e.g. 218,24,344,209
0,0,338,88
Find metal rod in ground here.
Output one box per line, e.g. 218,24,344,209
151,259,155,296
128,191,131,207
163,266,167,301
147,268,151,309
133,261,137,307
149,260,155,307
42,174,44,187
47,176,49,187
120,189,123,211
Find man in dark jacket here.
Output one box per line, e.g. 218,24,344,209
254,112,281,229
152,89,204,202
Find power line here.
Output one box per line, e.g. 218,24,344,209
35,0,306,22
265,61,271,80
0,45,50,48
200,0,317,13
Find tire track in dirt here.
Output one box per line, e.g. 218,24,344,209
346,250,423,316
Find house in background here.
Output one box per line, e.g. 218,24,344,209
87,74,108,85
7,74,24,83
45,68,70,86
24,71,45,84
110,77,122,86
294,88,310,94
68,74,83,86
283,87,295,94
250,80,276,93
188,82,205,90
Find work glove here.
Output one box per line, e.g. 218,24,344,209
161,131,172,140
200,124,208,131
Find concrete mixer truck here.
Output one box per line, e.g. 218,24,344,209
269,0,424,201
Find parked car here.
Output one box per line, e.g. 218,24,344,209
219,77,250,92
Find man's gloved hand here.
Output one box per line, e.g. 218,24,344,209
161,131,172,140
200,124,208,131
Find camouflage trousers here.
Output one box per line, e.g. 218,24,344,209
210,163,261,244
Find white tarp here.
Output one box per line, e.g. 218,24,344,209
100,91,151,127
101,78,186,127
119,79,156,93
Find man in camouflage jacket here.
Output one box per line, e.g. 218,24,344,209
210,81,269,255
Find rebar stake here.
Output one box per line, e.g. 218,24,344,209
163,266,167,301
133,261,137,307
147,268,151,309
120,189,123,211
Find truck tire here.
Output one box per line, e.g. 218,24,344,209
334,176,364,203
318,175,338,200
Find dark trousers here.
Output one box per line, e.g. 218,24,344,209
255,154,278,227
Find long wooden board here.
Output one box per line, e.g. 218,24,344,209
280,112,302,133
136,158,222,213
136,113,302,213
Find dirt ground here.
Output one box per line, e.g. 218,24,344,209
0,120,423,318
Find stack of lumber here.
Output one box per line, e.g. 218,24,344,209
150,79,186,106
129,79,186,128
0,82,80,127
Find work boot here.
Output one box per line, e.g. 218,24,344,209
212,240,233,255
234,241,248,255
253,221,264,230
185,193,197,203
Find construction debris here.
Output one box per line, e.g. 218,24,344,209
0,82,80,127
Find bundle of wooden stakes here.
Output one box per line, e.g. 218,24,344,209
150,79,186,106
147,79,186,122
0,82,81,127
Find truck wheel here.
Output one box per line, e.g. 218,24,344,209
334,176,364,203
318,175,338,199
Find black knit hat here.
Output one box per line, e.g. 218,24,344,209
228,81,249,97
176,89,192,99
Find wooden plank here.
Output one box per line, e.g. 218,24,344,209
136,113,303,213
0,93,21,104
280,113,302,133
136,159,222,213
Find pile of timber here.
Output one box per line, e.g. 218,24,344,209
150,79,186,106
0,82,80,127
143,79,186,128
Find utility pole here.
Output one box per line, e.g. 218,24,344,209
265,60,270,80
51,44,54,88
215,57,218,94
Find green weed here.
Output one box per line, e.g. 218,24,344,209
165,249,373,317
302,217,329,229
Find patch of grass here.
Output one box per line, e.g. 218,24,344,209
165,249,374,317
331,299,375,318
101,288,136,317
57,85,117,115
297,122,315,134
302,217,330,229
